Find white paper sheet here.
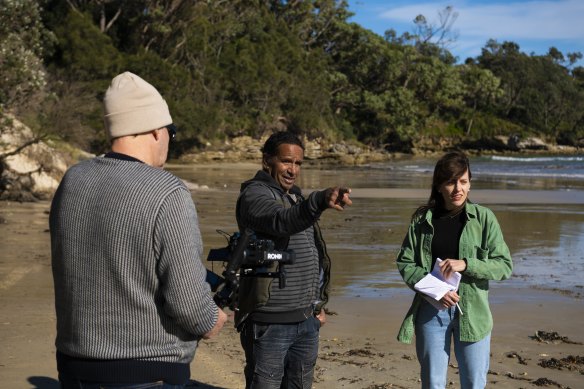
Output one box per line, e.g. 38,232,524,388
414,258,462,311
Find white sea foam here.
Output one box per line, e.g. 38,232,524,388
489,155,584,162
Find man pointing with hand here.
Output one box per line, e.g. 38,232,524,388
235,131,351,389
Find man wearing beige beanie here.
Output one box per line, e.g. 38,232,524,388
50,72,227,388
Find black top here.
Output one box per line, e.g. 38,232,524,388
431,207,467,269
104,151,143,163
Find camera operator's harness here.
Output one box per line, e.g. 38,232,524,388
206,228,295,310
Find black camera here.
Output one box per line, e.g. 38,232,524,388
206,228,295,310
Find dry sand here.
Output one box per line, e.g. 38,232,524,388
1,182,583,388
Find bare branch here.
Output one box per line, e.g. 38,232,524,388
65,0,83,15
413,6,458,49
0,135,45,161
104,7,122,32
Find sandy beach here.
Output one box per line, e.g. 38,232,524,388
187,290,584,389
1,161,583,388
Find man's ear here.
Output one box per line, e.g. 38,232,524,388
262,155,271,172
152,128,162,141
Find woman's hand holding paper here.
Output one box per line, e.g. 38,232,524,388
439,258,467,279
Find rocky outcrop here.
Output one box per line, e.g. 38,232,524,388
0,114,73,201
495,135,579,153
506,135,547,151
179,133,581,165
179,135,396,165
415,134,579,155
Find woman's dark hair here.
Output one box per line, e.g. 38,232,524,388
413,151,472,220
262,131,305,158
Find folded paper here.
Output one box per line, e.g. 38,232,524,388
414,258,462,311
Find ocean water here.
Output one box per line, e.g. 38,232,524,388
170,153,584,300
373,154,584,190
314,154,584,298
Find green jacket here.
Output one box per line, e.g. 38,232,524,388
396,202,513,343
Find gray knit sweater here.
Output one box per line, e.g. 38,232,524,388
50,156,218,365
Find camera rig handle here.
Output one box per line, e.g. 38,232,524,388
239,263,288,289
222,228,253,288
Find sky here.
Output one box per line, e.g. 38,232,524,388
346,0,584,66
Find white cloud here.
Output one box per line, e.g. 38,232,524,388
372,0,583,61
380,0,584,41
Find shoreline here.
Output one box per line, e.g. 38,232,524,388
171,146,583,167
345,188,584,204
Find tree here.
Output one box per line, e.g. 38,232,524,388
1,0,54,193
458,65,502,135
325,23,420,145
268,0,352,49
403,5,459,64
478,40,530,118
0,0,56,109
478,40,584,142
547,47,564,64
52,10,123,80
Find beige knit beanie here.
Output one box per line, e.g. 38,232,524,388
103,71,173,138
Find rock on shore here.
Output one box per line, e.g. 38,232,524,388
0,114,76,201
178,135,397,165
179,134,580,166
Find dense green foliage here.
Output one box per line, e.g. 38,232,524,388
2,1,583,154
0,0,55,108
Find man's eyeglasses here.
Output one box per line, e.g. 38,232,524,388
166,124,177,141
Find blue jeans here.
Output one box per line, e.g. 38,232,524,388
240,316,321,389
60,380,184,389
415,300,491,389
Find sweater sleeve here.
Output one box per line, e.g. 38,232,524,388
237,183,326,237
154,187,218,336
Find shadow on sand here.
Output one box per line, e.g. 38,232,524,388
28,377,230,389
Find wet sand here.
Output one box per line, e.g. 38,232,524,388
184,289,584,389
1,162,583,388
349,188,584,204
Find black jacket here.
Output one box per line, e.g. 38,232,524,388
235,170,332,326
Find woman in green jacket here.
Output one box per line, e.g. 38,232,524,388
396,151,513,389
